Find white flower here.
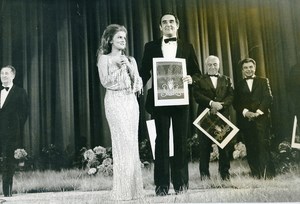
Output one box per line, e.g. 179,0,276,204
97,164,104,172
233,150,240,159
83,149,96,161
88,168,97,175
14,149,28,160
233,142,247,159
102,158,113,166
210,144,219,161
93,146,106,155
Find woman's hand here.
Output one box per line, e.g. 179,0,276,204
116,55,130,67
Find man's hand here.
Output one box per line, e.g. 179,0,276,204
210,107,218,115
182,75,193,84
245,111,258,121
211,101,223,111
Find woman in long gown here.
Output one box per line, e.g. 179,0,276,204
97,24,144,201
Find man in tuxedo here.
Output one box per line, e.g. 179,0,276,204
140,13,200,195
193,55,234,180
233,58,275,179
0,65,29,197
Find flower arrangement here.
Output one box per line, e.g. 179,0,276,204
210,144,219,161
83,146,113,176
14,149,28,170
232,142,247,159
139,139,153,163
14,148,28,160
272,141,300,173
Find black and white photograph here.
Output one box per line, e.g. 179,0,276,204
193,108,239,149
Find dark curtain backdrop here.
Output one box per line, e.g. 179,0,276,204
1,0,299,157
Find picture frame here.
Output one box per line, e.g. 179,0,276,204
291,115,300,149
193,108,239,149
146,119,174,160
152,58,189,106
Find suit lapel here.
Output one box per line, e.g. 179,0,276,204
242,80,251,93
251,78,258,92
156,38,164,57
176,40,183,58
215,76,222,90
204,75,216,90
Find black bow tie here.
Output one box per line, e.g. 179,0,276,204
245,76,254,80
208,74,218,77
164,37,177,43
1,86,9,91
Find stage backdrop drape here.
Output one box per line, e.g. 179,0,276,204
1,0,299,158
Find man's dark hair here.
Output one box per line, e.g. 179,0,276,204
239,58,256,69
159,12,180,26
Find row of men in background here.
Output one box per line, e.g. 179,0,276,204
193,56,275,181
141,12,276,196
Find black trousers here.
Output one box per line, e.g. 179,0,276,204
242,116,275,179
2,154,15,196
198,131,230,179
153,106,189,192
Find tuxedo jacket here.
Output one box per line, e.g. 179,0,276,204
233,77,272,128
0,85,29,155
193,74,234,117
140,38,200,113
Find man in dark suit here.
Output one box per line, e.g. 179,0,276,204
233,58,275,179
140,13,200,195
0,65,29,197
193,55,234,180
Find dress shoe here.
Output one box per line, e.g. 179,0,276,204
155,186,169,196
200,174,210,180
174,185,188,195
4,194,12,197
221,173,230,181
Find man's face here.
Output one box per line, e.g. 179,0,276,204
0,67,15,84
206,57,220,75
160,14,179,37
242,62,256,77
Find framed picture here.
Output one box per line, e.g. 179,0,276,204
193,108,239,149
153,58,189,106
291,115,300,149
146,119,174,160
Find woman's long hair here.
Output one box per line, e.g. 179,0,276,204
96,24,127,58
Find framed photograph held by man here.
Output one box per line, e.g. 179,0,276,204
152,58,189,106
193,108,239,149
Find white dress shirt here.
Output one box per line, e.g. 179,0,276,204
246,78,254,92
161,36,177,58
0,84,13,108
210,76,218,89
242,76,264,117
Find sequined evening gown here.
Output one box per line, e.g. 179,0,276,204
97,54,144,201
